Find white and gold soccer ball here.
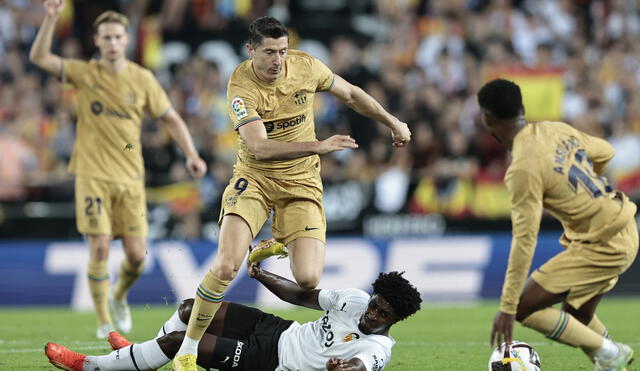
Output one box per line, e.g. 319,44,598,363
488,341,541,371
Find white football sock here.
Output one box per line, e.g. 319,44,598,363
595,338,619,359
85,340,169,370
138,338,171,368
175,335,199,357
156,309,187,338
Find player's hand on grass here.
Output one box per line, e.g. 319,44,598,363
389,118,411,147
43,0,64,18
185,155,207,178
317,135,358,154
490,311,515,348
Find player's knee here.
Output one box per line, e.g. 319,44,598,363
212,258,239,281
178,299,194,324
158,331,185,357
296,275,320,290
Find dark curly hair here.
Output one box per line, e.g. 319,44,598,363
248,16,288,48
372,271,422,321
477,78,523,120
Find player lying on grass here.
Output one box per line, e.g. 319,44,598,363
45,261,422,371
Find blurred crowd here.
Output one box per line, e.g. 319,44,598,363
2,0,640,238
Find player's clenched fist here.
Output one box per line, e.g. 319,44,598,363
390,118,411,147
43,0,64,18
317,135,358,154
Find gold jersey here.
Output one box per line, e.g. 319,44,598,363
500,121,637,313
63,59,171,184
226,49,334,179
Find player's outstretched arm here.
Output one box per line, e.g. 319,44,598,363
327,75,411,148
158,108,207,178
248,262,322,310
239,120,358,161
29,0,64,76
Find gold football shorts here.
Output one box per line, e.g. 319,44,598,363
531,219,639,309
219,172,326,245
75,176,147,238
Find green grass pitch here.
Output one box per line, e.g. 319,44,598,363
1,297,639,370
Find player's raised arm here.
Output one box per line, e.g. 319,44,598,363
248,262,322,310
158,108,207,178
29,0,64,76
327,74,411,147
238,119,358,161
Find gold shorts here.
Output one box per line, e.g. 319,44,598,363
531,219,639,309
75,176,147,238
219,172,326,245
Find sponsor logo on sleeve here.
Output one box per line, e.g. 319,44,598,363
232,97,248,120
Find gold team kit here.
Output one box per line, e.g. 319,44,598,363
501,121,638,314
222,50,335,245
63,59,171,237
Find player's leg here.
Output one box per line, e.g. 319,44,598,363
272,176,326,289
76,176,116,338
109,182,149,333
562,294,610,338
174,173,269,370
108,235,145,334
287,237,325,290
87,234,114,338
516,279,613,356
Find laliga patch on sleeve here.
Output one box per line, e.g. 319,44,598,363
232,97,248,120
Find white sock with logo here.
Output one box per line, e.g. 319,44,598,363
85,340,169,370
156,309,187,338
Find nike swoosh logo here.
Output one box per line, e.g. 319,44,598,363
305,226,319,231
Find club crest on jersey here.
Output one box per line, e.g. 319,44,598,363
343,333,360,342
232,97,248,120
293,90,307,105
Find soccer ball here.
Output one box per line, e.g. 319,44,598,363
488,341,541,371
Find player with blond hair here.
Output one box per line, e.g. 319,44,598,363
29,0,207,338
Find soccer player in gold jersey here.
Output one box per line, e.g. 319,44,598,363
172,16,411,370
478,79,637,370
29,0,207,339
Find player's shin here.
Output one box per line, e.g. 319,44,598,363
88,259,112,326
587,314,610,339
176,271,230,357
521,308,605,355
112,259,144,300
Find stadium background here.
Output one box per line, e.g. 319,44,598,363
1,0,640,313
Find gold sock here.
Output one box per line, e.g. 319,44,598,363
521,308,604,354
112,259,144,300
185,271,230,341
587,314,610,339
87,259,111,325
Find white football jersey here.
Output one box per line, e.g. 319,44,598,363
276,288,395,371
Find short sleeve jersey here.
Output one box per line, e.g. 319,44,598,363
277,288,394,371
500,121,637,313
226,50,334,179
63,59,171,184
